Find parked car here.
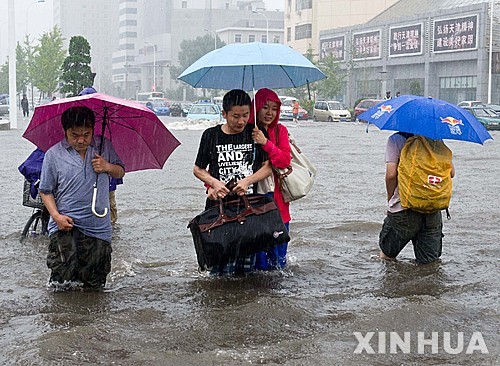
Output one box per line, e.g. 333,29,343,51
484,104,500,114
313,100,351,122
461,106,500,130
169,102,192,117
0,97,9,115
457,100,485,108
186,102,221,123
146,100,170,116
279,98,308,120
353,98,384,121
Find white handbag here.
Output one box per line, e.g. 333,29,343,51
275,133,317,202
256,174,275,194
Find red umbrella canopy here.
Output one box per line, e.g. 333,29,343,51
23,93,180,172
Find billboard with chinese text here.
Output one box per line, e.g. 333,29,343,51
320,35,345,61
352,30,381,60
433,15,478,53
389,23,423,57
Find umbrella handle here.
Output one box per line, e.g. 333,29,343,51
91,186,108,218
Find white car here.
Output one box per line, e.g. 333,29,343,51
457,100,485,108
186,102,221,124
0,97,9,116
278,96,309,120
313,100,351,122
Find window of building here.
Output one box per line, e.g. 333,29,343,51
182,1,187,8
119,19,137,27
119,8,137,15
273,35,280,43
119,32,137,39
235,34,242,43
295,24,312,40
119,43,135,50
296,0,312,11
261,35,267,43
439,76,477,89
287,27,291,42
249,34,255,43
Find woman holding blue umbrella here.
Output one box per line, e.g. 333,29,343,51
250,88,292,270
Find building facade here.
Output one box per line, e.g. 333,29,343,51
52,1,284,98
110,0,284,98
53,0,120,94
319,0,500,107
285,0,398,55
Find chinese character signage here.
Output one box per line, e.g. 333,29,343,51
320,36,345,61
352,30,381,60
389,24,423,57
433,15,477,53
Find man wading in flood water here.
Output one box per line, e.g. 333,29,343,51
39,106,125,289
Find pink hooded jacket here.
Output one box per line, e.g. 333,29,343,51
249,88,292,223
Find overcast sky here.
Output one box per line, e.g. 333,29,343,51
0,0,284,63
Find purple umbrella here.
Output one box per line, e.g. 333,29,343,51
23,92,181,216
23,92,180,172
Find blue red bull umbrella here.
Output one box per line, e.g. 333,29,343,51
359,95,492,144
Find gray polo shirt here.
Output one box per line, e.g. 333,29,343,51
386,133,407,213
39,137,124,242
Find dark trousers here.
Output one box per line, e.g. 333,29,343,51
379,209,443,264
47,228,112,288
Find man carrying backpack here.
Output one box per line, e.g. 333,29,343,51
378,132,455,264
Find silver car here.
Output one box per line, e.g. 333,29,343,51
313,100,351,122
0,97,9,116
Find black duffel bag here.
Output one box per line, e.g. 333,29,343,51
188,194,290,271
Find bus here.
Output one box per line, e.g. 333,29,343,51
136,91,164,103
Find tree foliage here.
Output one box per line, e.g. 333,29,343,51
409,80,422,96
32,27,65,97
0,27,64,98
170,34,225,81
61,35,93,96
314,54,346,100
16,42,29,93
0,61,8,93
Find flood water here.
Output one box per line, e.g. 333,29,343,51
0,116,498,365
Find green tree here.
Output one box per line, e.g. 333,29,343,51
32,26,65,97
23,36,37,105
170,34,225,81
0,44,30,95
314,54,345,100
16,41,29,94
409,80,422,96
0,61,8,93
61,35,93,96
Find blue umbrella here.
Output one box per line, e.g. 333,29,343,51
359,95,493,144
178,42,326,90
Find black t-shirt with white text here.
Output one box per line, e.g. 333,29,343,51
194,124,268,194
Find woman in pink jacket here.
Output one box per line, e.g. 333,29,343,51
250,88,292,270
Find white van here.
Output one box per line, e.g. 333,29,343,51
313,101,351,122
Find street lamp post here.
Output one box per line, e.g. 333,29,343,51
25,0,45,35
204,29,217,50
252,10,269,43
488,0,494,104
145,41,156,91
8,0,17,129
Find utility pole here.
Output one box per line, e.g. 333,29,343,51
8,0,17,129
